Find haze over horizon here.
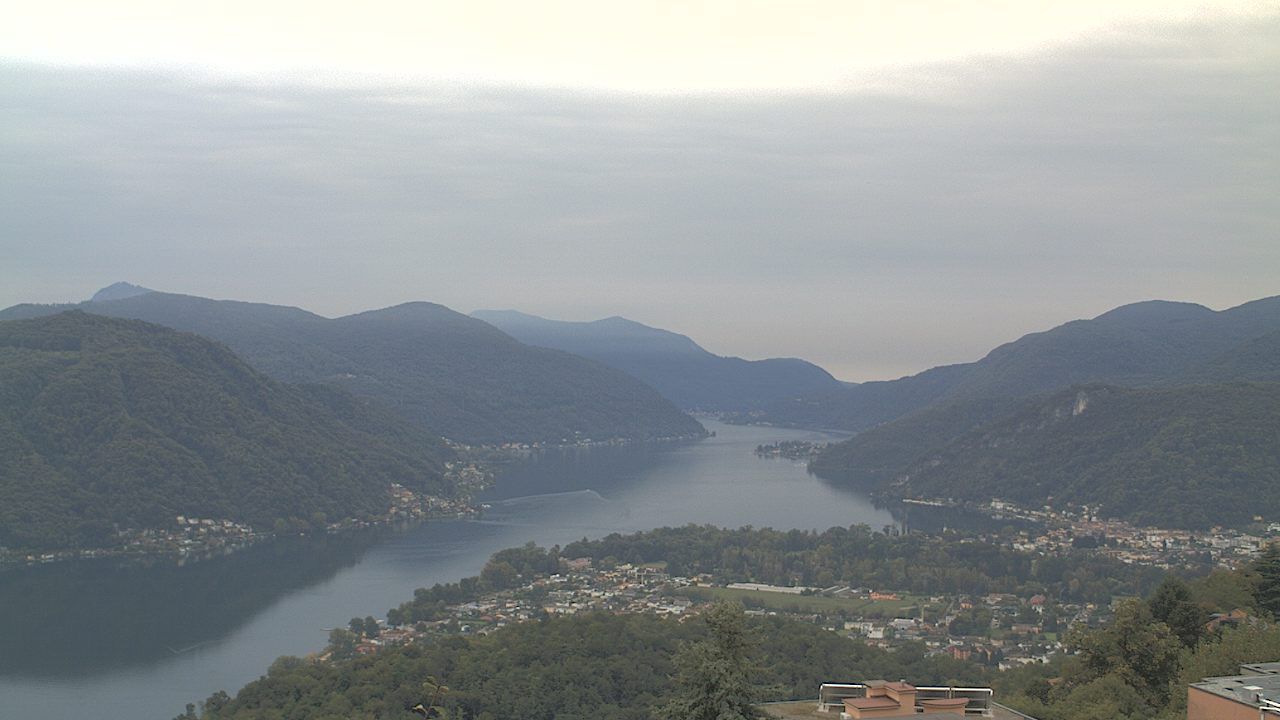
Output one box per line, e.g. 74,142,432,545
3,2,1278,381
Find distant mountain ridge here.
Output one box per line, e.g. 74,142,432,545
0,289,706,445
471,309,842,411
758,297,1280,433
0,312,456,550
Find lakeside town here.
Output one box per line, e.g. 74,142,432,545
931,497,1279,569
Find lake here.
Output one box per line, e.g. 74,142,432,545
0,420,900,720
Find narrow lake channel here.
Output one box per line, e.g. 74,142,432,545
0,421,902,720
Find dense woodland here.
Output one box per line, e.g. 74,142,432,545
0,290,706,444
0,312,455,550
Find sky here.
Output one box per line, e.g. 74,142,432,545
2,2,1278,381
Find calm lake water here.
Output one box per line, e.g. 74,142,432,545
0,420,902,720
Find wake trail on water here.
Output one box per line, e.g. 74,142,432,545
485,489,608,506
166,640,217,655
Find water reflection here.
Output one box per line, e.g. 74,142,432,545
0,530,384,677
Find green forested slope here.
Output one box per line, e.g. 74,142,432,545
1185,329,1280,383
1,291,705,444
0,312,455,550
851,383,1280,528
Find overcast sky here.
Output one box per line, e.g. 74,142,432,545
2,2,1278,381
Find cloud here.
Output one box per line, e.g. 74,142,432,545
1,14,1277,380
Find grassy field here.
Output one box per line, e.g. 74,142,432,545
679,585,926,618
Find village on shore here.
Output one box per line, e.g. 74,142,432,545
0,460,491,567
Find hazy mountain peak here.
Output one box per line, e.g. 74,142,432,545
1091,299,1213,325
339,301,460,323
90,282,153,303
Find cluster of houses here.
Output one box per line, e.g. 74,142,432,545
333,559,705,657
385,483,479,521
979,499,1276,568
836,591,1073,670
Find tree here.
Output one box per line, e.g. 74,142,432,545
480,560,519,590
658,601,761,720
1063,599,1182,708
1057,675,1152,720
1188,569,1258,614
1146,577,1204,647
203,690,231,715
388,607,406,627
328,627,358,660
1253,541,1280,618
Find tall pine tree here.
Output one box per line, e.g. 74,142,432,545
1254,541,1280,619
659,601,761,720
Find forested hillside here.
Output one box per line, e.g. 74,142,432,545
0,312,455,550
802,296,1280,527
1,290,705,444
813,383,1280,528
899,383,1280,528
